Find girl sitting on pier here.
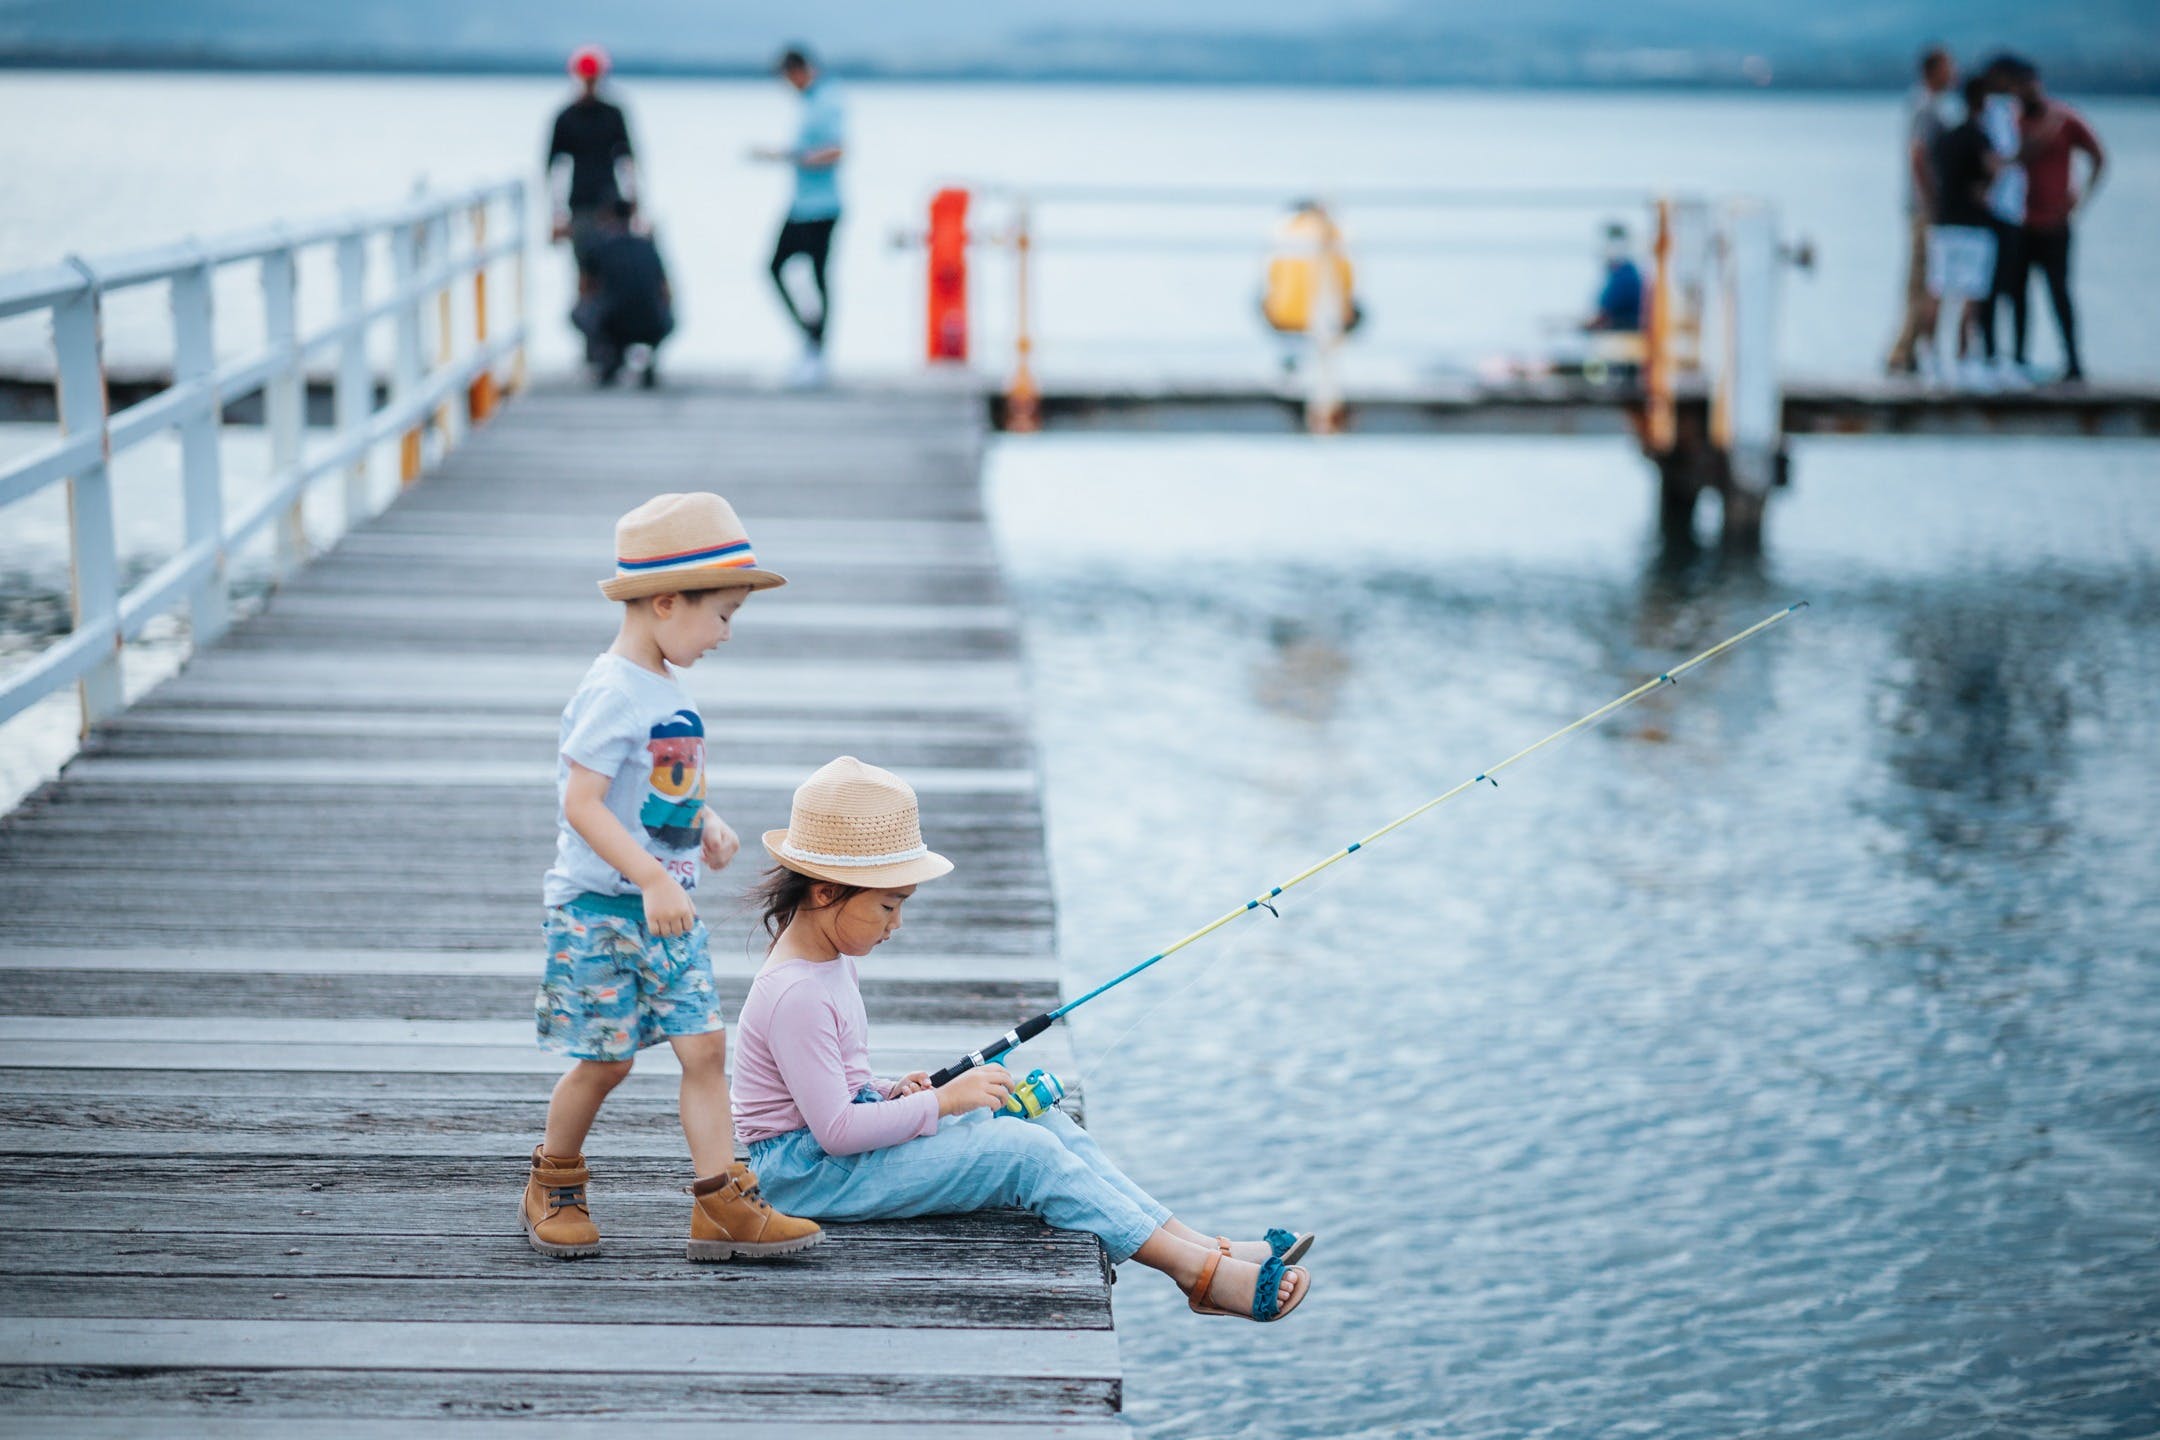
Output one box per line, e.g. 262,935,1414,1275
732,756,1314,1323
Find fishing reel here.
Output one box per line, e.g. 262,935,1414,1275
996,1068,1066,1120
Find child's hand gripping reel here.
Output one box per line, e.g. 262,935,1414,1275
996,1067,1066,1119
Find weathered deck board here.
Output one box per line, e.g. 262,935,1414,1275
0,382,1125,1434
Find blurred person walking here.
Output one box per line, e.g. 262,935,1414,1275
752,46,845,388
1886,47,1955,379
2003,58,2106,383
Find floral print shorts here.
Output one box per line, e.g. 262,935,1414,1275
535,896,724,1061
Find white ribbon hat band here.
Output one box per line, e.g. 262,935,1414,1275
779,841,932,869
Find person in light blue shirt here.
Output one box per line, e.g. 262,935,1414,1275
753,46,845,384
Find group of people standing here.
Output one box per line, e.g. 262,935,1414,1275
545,45,844,388
1889,48,2106,389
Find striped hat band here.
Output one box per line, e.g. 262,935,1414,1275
617,539,760,573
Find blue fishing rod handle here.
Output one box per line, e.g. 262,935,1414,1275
928,1011,1056,1087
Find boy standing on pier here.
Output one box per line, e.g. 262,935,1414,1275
522,493,824,1262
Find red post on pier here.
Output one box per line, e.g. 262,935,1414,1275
925,188,970,363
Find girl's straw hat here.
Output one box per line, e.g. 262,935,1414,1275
764,757,954,889
599,492,787,600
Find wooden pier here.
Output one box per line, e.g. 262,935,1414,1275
1004,375,2160,439
0,384,1127,1436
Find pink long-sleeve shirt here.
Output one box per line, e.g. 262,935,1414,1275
731,954,942,1155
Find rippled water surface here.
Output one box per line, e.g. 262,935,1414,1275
989,434,2160,1439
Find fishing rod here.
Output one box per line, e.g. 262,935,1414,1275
932,601,1808,1090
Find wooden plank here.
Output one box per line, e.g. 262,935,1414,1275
0,1421,1128,1440
0,1023,1077,1079
331,531,1000,567
51,759,1038,794
149,653,1028,712
0,972,1051,1029
290,564,1009,605
255,595,1020,631
0,1373,1118,1430
0,948,1065,987
367,514,999,549
0,1317,1123,1378
0,1276,1107,1331
0,1230,1106,1285
93,709,1024,744
0,1155,1105,1242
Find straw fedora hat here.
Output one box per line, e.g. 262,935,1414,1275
764,757,954,889
598,492,787,600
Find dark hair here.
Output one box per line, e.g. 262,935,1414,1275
1962,75,1990,111
747,864,863,944
1917,46,1950,78
1988,53,2037,83
777,46,815,73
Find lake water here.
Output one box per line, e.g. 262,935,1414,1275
992,434,2160,1438
3,74,2159,1438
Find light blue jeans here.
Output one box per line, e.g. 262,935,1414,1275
748,1099,1171,1263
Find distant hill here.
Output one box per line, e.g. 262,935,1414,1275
1,0,2154,91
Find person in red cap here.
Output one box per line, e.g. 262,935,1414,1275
547,46,640,299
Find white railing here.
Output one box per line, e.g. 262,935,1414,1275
0,178,529,734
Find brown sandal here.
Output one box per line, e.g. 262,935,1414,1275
1185,1244,1310,1322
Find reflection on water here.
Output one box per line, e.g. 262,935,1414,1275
991,434,2160,1439
1879,597,2083,857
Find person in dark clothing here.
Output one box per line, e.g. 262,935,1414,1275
547,46,639,285
2002,57,2106,382
1927,78,2003,384
571,203,675,389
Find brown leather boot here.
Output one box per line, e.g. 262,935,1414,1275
522,1146,600,1258
686,1163,824,1261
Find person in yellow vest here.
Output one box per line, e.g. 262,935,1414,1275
1260,200,1362,373
1261,200,1362,337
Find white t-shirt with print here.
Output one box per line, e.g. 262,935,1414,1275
543,653,708,908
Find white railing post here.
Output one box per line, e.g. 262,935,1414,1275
334,229,371,525
508,181,529,395
1713,199,1782,498
170,258,230,644
390,219,424,485
260,242,306,576
428,205,462,452
53,263,123,730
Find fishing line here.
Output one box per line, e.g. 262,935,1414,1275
929,601,1809,1088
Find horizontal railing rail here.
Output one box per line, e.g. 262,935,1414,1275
0,178,530,734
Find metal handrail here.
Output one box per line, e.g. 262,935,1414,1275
0,178,531,734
